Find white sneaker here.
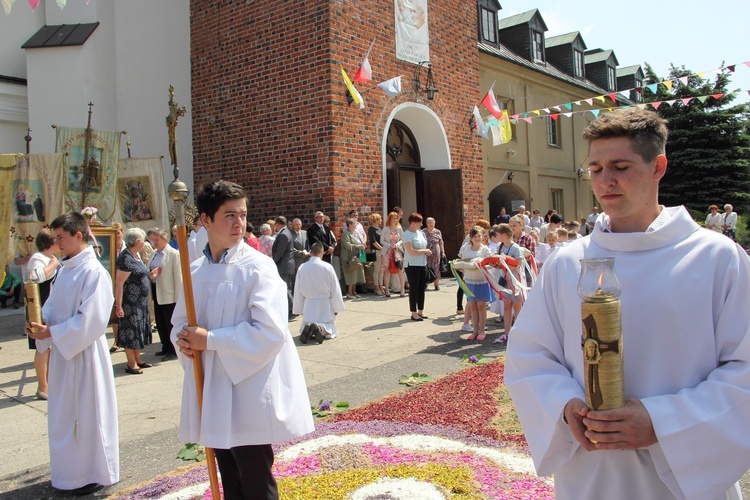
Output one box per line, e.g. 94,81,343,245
494,334,508,343
461,324,473,332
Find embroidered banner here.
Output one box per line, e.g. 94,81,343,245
8,154,66,260
394,0,429,64
55,126,121,220
116,157,170,233
0,154,18,266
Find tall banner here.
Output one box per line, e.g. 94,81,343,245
0,154,18,266
395,0,429,64
55,126,121,220
8,154,66,260
116,157,170,233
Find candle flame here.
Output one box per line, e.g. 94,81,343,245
598,272,604,288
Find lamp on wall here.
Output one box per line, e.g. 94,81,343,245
577,166,586,179
508,171,515,182
413,61,439,100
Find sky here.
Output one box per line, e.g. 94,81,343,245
504,0,750,104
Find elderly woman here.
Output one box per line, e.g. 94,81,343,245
258,223,275,257
341,218,366,299
380,211,405,297
368,213,385,295
424,217,445,291
705,205,722,233
402,213,432,321
26,228,60,399
721,204,738,241
115,227,152,374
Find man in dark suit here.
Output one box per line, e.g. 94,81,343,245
272,216,295,319
291,218,309,288
307,211,335,264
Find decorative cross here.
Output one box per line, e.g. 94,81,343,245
581,314,620,410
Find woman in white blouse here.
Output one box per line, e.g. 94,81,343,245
704,205,723,233
721,203,738,242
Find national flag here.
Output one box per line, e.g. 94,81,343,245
378,76,403,98
481,88,503,118
354,39,375,83
341,65,364,110
472,106,489,139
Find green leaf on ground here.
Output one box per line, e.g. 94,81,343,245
177,442,205,462
399,372,432,386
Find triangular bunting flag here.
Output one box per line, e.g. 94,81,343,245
550,114,559,121
573,101,581,106
646,84,658,94
711,93,724,99
727,65,736,73
481,88,504,118
377,76,402,98
354,39,375,83
510,118,518,125
606,107,615,111
2,0,15,15
697,72,704,79
341,65,365,110
584,98,593,105
651,102,662,110
551,106,561,112
744,61,750,68
635,87,643,94
636,103,647,109
511,114,519,121
522,117,532,124
681,97,692,106
56,0,66,8
589,109,600,118
28,0,39,10
531,110,541,117
563,112,572,118
663,80,673,90
663,100,675,107
678,76,689,85
563,103,572,110
697,96,708,103
472,106,489,139
607,93,617,103
542,108,550,114
594,96,606,104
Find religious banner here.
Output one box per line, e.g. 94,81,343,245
115,157,170,233
0,154,18,266
394,0,429,64
8,154,66,260
55,126,121,220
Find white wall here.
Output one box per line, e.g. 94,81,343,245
1,0,193,198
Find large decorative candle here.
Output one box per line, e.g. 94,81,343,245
24,281,43,332
577,258,624,411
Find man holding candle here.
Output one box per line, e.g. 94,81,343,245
505,107,750,499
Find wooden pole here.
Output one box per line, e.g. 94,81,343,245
80,102,94,210
166,86,220,499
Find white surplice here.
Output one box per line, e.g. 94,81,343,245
292,256,345,337
187,226,209,263
505,207,750,500
171,241,314,449
38,246,118,490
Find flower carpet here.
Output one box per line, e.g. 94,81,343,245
113,359,553,499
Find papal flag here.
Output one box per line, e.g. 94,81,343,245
341,66,365,110
378,76,403,98
489,110,512,145
55,126,121,220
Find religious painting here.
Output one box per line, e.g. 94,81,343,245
89,225,117,288
67,146,104,193
394,0,429,64
117,176,154,222
12,179,45,223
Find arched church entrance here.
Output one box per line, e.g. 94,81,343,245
382,103,463,264
488,182,528,223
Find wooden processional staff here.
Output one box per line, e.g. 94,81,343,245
165,85,221,499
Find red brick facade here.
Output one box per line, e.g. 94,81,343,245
190,0,483,232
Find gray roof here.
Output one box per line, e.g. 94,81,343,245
22,23,99,49
616,65,643,77
498,9,548,31
584,49,618,66
479,41,632,104
546,31,586,50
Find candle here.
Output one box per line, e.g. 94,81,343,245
578,258,624,411
24,282,43,333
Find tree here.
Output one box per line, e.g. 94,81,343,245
642,63,750,216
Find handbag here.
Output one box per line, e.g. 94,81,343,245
440,255,448,273
425,265,437,283
388,253,399,274
346,255,362,272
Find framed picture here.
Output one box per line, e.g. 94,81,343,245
89,224,117,290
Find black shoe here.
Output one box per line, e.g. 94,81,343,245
154,350,168,356
13,302,20,309
310,323,326,344
299,324,311,344
71,483,104,497
162,354,178,361
410,315,423,321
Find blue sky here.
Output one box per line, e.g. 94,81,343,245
504,1,750,104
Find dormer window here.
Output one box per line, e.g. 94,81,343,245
481,7,497,44
607,66,616,91
532,31,544,62
574,50,584,78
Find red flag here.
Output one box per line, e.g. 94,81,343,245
354,39,375,83
481,88,503,118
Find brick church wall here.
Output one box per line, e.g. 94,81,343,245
190,0,483,232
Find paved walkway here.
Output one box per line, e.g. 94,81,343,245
0,280,508,498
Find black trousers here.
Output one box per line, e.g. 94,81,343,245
456,271,465,310
279,273,293,315
404,265,427,312
214,444,278,500
0,286,22,306
151,284,176,355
